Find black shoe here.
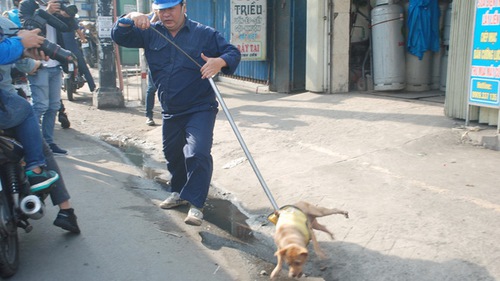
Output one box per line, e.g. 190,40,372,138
54,208,80,234
58,112,71,129
49,143,68,155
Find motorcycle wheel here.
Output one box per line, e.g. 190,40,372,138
0,191,19,278
64,77,75,101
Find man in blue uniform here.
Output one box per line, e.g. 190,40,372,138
111,0,241,226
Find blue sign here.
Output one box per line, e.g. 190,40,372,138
469,0,500,107
81,3,92,11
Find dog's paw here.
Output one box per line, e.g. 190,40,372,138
344,212,349,219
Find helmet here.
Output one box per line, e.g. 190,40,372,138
152,0,183,10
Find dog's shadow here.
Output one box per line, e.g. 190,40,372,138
199,231,495,281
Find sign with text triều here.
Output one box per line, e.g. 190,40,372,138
230,0,267,61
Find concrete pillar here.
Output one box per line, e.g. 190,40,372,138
305,0,350,94
330,0,351,93
306,0,329,93
94,0,124,108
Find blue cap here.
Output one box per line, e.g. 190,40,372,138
0,17,19,37
152,0,183,10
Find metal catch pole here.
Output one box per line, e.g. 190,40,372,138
208,78,279,211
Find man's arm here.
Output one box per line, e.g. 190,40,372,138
0,37,24,64
111,13,147,48
211,31,241,75
0,28,44,65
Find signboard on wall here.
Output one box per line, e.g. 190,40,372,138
469,0,500,108
230,0,267,61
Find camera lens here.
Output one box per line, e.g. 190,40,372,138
40,39,74,64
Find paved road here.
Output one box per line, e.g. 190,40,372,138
8,129,275,281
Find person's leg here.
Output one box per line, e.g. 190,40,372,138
28,67,50,122
146,73,156,118
41,67,62,145
77,53,96,92
162,115,188,194
179,109,217,209
0,91,44,170
42,139,70,205
13,103,46,171
58,99,70,129
0,89,32,131
145,73,156,125
0,90,59,192
45,67,67,154
41,139,80,234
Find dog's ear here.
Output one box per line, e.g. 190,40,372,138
276,247,287,257
280,245,308,258
299,248,309,257
294,247,308,259
299,250,308,259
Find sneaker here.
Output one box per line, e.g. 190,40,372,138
159,192,188,209
146,118,155,126
26,168,59,193
49,143,68,155
53,208,81,234
184,206,203,226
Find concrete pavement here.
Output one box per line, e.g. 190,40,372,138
59,71,500,281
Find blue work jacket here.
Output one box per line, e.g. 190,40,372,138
111,16,241,116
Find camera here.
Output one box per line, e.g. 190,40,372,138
58,0,79,18
21,9,76,65
35,0,78,18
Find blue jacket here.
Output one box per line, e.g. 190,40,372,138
112,17,241,115
0,37,24,65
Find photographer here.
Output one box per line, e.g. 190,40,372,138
19,0,72,155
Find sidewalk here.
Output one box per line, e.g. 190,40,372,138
61,71,500,281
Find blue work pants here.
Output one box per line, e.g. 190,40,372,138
162,109,217,208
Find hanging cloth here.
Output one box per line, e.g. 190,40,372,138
407,0,441,60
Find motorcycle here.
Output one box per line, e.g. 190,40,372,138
11,67,32,103
62,59,86,102
79,21,98,69
0,130,51,278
